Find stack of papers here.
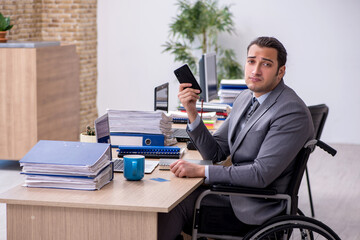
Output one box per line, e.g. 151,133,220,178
218,79,248,104
23,167,113,190
20,140,113,190
107,110,172,134
95,110,177,146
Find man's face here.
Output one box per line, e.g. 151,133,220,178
245,44,285,98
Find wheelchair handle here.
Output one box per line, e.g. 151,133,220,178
316,140,337,156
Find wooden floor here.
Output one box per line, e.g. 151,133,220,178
1,143,359,239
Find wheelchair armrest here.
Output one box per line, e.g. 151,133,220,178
194,185,291,217
210,184,278,195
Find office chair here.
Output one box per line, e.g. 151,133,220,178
191,139,339,240
306,104,329,217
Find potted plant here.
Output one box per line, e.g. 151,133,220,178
80,125,97,143
0,13,14,43
163,0,243,82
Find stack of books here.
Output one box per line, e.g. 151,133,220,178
218,79,248,104
203,119,216,130
95,109,177,147
20,140,113,191
167,110,217,126
178,102,232,120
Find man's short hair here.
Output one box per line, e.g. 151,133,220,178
247,37,287,71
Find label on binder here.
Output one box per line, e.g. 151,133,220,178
110,133,165,147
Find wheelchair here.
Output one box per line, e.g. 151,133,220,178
191,139,341,240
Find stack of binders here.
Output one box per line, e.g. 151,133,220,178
95,109,177,147
218,79,248,104
19,140,113,191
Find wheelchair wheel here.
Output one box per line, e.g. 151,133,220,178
243,215,341,240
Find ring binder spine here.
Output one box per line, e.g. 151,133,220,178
117,146,181,159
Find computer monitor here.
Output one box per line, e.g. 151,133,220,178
154,82,169,112
199,52,218,102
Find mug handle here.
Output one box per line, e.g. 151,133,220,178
132,161,137,176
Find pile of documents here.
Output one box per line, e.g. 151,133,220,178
95,109,177,147
20,140,113,191
218,79,248,104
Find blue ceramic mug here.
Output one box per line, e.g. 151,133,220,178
123,155,145,181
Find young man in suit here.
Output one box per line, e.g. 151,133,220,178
158,37,314,239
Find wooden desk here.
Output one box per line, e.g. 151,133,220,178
0,150,204,240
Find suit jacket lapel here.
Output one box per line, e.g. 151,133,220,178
230,80,286,157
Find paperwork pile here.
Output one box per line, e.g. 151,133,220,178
218,79,248,104
19,140,113,190
95,109,177,146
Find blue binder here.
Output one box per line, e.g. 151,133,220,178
20,140,112,176
20,140,110,166
110,132,165,147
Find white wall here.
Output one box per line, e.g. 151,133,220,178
98,0,360,144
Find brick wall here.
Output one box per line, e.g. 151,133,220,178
0,0,98,133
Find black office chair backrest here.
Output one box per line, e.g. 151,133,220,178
286,144,313,214
308,104,329,141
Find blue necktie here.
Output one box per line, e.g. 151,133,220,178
231,98,260,143
245,98,260,123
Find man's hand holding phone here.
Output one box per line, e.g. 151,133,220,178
174,64,202,123
178,83,200,123
174,64,202,93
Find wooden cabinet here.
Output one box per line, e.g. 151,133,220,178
0,45,80,160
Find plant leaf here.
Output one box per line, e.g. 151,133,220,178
0,13,13,31
162,0,242,79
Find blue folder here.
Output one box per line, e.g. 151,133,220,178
20,140,111,166
20,140,114,190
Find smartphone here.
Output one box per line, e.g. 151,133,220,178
174,64,202,93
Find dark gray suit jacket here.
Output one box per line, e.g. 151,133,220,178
187,80,314,225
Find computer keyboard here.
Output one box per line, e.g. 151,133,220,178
113,158,124,171
172,128,189,138
172,118,188,124
112,158,159,174
172,128,190,142
158,158,213,170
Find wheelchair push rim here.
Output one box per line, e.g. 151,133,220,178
243,215,341,240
